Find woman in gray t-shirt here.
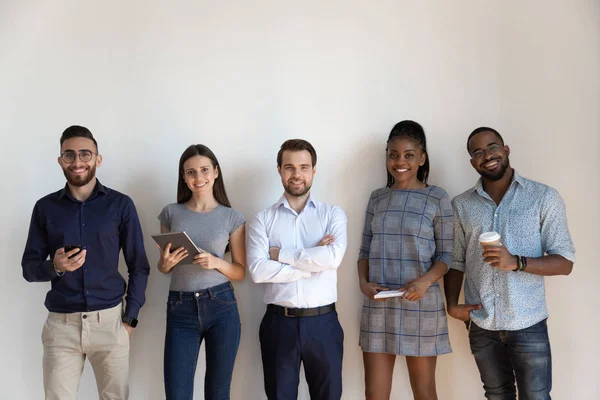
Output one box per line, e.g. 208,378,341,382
157,144,245,400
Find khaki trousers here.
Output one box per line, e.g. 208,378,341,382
42,304,130,400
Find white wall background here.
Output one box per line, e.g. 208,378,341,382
1,1,598,399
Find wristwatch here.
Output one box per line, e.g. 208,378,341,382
122,316,138,328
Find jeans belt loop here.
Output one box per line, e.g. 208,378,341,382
178,291,183,303
65,313,69,324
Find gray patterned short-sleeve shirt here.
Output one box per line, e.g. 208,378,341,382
452,171,575,330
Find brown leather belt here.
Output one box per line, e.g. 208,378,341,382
267,303,336,318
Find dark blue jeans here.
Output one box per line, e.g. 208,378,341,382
164,282,241,400
259,307,344,400
469,318,552,400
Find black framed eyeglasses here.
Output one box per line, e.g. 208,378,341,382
471,143,501,160
60,150,96,163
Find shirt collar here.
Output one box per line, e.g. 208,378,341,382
275,192,317,212
59,179,107,201
471,169,525,197
512,170,526,186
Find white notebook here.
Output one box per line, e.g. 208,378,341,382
374,290,406,299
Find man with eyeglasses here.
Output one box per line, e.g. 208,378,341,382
444,127,575,399
22,125,150,400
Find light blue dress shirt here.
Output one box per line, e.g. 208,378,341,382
452,171,575,330
247,194,347,308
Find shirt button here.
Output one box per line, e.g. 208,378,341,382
82,314,87,319
86,291,89,295
195,293,200,298
82,223,85,226
496,294,500,297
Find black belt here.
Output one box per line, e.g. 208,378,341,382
267,303,335,318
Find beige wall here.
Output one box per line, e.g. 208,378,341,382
1,1,598,398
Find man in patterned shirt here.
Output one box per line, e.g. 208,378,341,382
444,127,575,399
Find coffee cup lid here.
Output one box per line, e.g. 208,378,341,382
479,231,501,243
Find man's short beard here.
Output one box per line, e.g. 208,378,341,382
63,165,96,187
284,183,311,197
479,159,509,181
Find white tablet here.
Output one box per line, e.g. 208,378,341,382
151,231,202,265
374,290,406,299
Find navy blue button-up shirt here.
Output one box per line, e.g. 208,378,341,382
22,180,150,319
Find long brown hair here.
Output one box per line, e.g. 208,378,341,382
177,144,232,208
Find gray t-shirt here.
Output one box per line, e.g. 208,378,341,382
158,203,245,291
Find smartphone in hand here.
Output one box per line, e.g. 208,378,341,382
64,245,83,259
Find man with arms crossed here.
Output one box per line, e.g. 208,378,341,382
247,139,347,400
22,125,150,400
445,127,575,400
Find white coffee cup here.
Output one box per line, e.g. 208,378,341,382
479,231,501,248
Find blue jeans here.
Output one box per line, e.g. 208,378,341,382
164,282,241,400
469,318,552,400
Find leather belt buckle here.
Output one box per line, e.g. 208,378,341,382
283,307,296,318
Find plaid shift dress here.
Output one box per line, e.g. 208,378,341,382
359,186,453,356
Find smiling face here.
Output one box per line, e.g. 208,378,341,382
386,137,426,188
278,150,315,197
58,137,101,187
468,130,510,181
182,155,219,195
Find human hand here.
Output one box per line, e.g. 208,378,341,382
158,243,188,272
400,278,431,301
317,234,335,246
193,251,219,270
360,281,389,301
122,322,134,336
53,247,87,273
483,245,517,271
447,303,483,321
269,247,280,261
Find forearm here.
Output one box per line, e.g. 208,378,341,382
124,279,147,319
279,245,345,273
248,258,309,283
357,259,369,284
157,259,173,274
443,268,464,307
125,264,149,318
521,254,573,276
22,259,56,282
124,295,142,319
214,258,246,281
419,261,447,286
281,208,347,273
247,216,309,283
